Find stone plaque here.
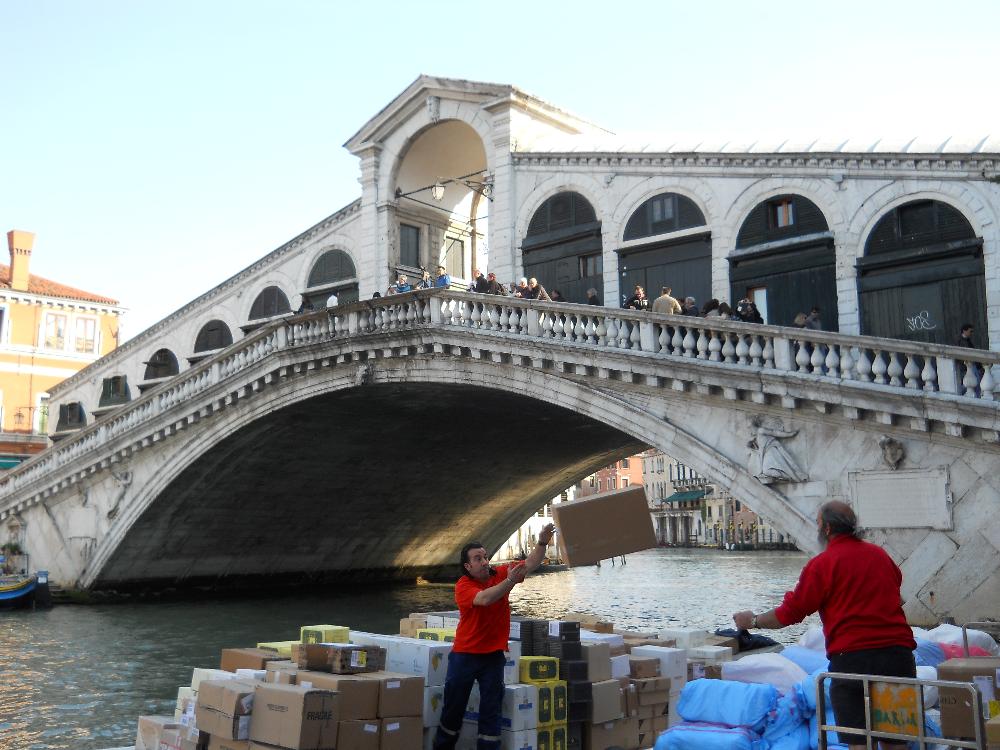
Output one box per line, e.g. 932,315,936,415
848,467,952,530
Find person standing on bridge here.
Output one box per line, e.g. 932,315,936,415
433,524,556,750
733,501,915,750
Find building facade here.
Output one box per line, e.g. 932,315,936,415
0,231,123,466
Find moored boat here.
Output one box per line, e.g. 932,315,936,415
0,573,37,609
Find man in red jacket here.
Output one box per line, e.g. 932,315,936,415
433,523,555,750
733,501,915,749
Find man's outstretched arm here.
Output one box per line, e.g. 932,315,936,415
524,523,556,574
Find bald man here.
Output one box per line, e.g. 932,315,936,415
733,501,915,750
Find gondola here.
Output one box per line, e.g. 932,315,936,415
0,573,37,609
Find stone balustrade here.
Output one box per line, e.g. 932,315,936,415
2,288,998,506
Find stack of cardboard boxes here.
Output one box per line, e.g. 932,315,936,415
136,613,729,750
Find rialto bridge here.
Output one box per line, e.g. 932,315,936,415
1,76,999,622
2,291,1000,624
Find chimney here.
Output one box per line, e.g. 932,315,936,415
7,229,34,292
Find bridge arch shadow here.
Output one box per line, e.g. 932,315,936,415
87,357,813,591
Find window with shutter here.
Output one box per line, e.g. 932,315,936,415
308,249,357,287
194,320,233,353
249,287,291,320
144,349,179,380
399,225,420,268
623,193,706,241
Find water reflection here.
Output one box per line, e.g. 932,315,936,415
0,547,814,750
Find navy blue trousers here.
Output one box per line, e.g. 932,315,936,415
433,650,505,750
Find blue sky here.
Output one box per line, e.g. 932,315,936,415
2,0,997,339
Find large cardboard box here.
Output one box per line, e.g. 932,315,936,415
583,716,639,750
938,657,1000,738
337,719,380,749
501,728,538,750
580,643,611,683
357,670,424,717
293,643,385,674
221,648,284,672
256,641,300,658
249,683,339,750
380,716,423,750
501,684,541,731
296,670,379,720
400,616,427,638
632,677,671,707
196,679,257,741
265,660,298,685
590,680,624,724
135,715,178,750
629,645,687,685
424,684,446,728
349,632,452,686
628,656,659,679
551,485,656,566
987,713,1000,744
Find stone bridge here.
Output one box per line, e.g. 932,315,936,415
2,290,999,623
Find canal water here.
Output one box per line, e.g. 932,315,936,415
0,548,815,750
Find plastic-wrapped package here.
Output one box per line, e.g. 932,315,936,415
780,646,829,676
676,679,777,731
924,623,999,655
797,627,826,652
721,653,808,694
654,722,766,750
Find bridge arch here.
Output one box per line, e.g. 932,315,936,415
78,355,815,589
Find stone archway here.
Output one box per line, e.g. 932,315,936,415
390,120,490,288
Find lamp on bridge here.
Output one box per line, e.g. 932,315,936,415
430,181,446,201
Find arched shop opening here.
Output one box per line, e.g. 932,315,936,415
303,249,359,308
858,199,984,345
619,192,711,307
521,191,602,303
729,194,837,329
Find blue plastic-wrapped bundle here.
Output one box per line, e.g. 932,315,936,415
677,678,778,732
653,722,767,750
763,689,810,745
768,723,812,750
913,638,946,667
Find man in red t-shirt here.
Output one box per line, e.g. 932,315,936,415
433,523,555,750
733,501,916,749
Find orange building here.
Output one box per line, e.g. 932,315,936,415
576,454,645,497
0,230,123,467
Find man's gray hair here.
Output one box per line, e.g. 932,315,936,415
819,501,864,539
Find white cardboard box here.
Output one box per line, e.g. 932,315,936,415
687,645,733,662
504,640,522,684
610,654,631,679
658,629,708,649
630,645,688,684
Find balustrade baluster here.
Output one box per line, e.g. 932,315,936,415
572,315,585,343
749,336,764,366
762,337,775,368
695,329,709,359
856,349,873,382
679,326,695,357
871,351,888,385
615,319,629,348
470,303,482,329
980,364,995,400
903,355,921,389
595,317,608,346
810,343,826,375
962,360,980,397
669,326,682,356
795,341,811,373
499,306,509,332
585,316,597,344
658,325,669,353
825,346,840,379
551,313,564,340
721,333,736,363
708,331,722,362
735,335,750,365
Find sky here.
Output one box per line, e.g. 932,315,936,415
2,0,998,340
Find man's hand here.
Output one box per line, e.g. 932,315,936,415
538,523,556,546
733,610,754,630
507,562,527,584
